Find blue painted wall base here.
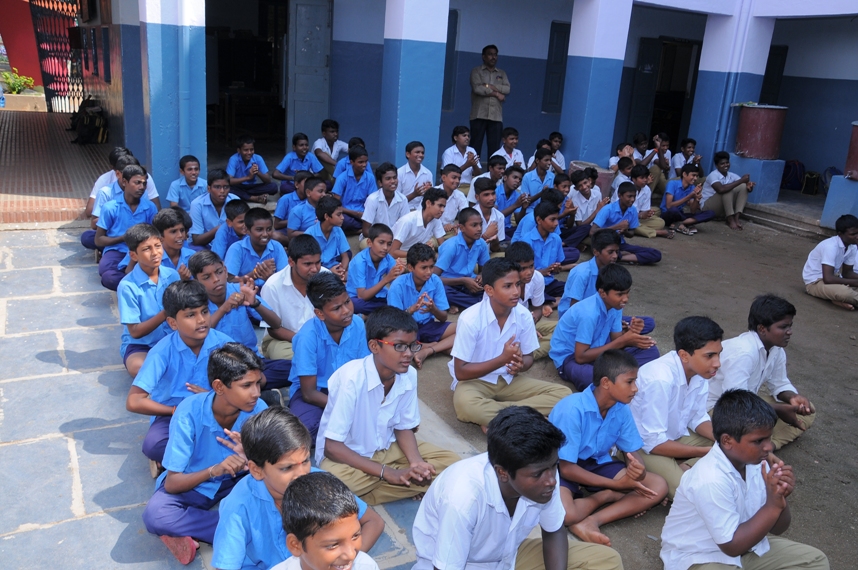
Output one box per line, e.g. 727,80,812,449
821,176,858,229
730,153,784,205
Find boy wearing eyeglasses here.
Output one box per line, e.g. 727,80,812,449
315,306,461,505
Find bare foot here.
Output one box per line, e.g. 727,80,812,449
661,497,670,507
634,509,649,519
570,518,612,546
727,220,741,230
411,492,425,501
832,301,855,311
159,535,198,564
412,346,435,369
448,306,460,315
481,425,489,434
249,195,268,204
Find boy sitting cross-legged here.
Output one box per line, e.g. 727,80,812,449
120,207,196,279
141,343,268,564
434,207,490,310
225,207,288,288
549,350,668,546
306,195,352,280
286,177,328,241
211,200,249,260
387,243,456,369
505,241,554,361
212,407,383,570
189,169,239,249
591,182,662,265
347,223,405,315
317,306,461,504
660,389,829,570
801,213,858,310
511,201,577,299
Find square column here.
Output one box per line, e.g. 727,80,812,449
139,0,207,199
558,0,633,166
379,0,449,169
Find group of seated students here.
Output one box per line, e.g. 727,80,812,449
75,117,837,570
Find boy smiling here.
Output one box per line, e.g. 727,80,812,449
225,208,288,287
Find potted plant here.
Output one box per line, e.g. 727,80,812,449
0,68,47,112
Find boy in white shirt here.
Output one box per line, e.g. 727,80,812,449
628,165,669,238
397,141,435,210
360,162,409,248
702,151,755,230
468,155,507,203
660,389,828,570
571,170,610,228
316,307,460,504
709,295,815,450
610,158,633,200
549,131,567,172
312,119,349,179
629,316,722,499
670,137,703,177
441,126,482,192
491,127,526,168
412,406,623,570
632,132,672,198
390,188,448,258
506,242,554,361
801,214,858,309
448,258,571,430
608,142,633,172
436,164,469,236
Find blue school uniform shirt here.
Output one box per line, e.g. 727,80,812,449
387,273,449,325
210,224,242,259
274,191,303,221
190,193,239,236
132,328,235,407
549,385,644,465
436,233,490,279
332,167,376,213
593,201,639,244
118,246,196,271
117,265,181,357
212,467,368,570
333,156,350,178
96,194,158,254
511,211,561,241
549,294,622,368
346,248,396,298
305,223,350,269
558,257,599,317
520,170,555,211
287,316,370,399
660,179,693,211
224,236,288,287
495,185,524,229
209,283,272,356
92,181,123,217
226,153,270,186
158,390,267,499
512,227,564,284
167,176,208,211
287,201,318,232
275,151,323,177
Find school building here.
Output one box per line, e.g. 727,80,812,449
3,0,857,229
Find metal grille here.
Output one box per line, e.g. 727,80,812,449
28,0,84,113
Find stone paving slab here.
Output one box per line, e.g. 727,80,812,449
5,291,116,333
6,243,95,269
59,265,109,294
61,325,123,372
0,332,67,380
0,267,54,298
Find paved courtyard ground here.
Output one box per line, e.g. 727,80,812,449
0,221,855,569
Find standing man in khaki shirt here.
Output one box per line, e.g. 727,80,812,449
470,45,510,158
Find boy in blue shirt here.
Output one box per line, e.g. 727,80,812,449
227,135,279,204
660,164,715,234
306,195,351,280
211,200,249,259
591,182,662,265
388,243,455,369
559,229,621,317
190,169,239,248
117,224,182,377
96,164,158,290
495,164,528,236
549,350,668,545
212,407,383,570
142,343,268,564
333,136,369,179
167,155,207,211
82,151,136,250
126,280,235,466
511,201,574,299
288,272,370,438
225,208,288,288
85,154,143,251
347,223,404,314
286,177,327,240
332,145,375,233
274,170,311,233
520,148,555,212
550,264,659,391
434,208,490,309
273,133,324,194
121,207,195,279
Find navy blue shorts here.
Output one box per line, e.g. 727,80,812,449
559,458,625,497
123,343,151,366
417,320,452,343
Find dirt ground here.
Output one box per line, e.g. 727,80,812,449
415,219,857,569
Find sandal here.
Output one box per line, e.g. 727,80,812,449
676,225,693,236
689,227,698,235
665,229,675,239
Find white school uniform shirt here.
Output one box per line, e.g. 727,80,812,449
633,184,654,212
312,137,349,162
315,355,420,465
660,443,770,570
89,170,160,202
361,189,410,233
482,270,544,308
467,172,498,203
441,145,480,185
437,186,470,226
448,297,540,389
629,351,711,453
608,156,620,169
701,169,741,206
491,147,525,169
412,453,565,570
636,148,672,169
707,331,798,410
526,150,566,171
610,173,631,200
671,152,691,175
480,206,506,242
397,164,435,210
259,265,329,334
802,235,858,284
271,552,380,570
392,209,445,251
571,189,601,222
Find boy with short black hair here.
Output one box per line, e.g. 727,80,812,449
212,407,383,570
627,164,670,239
333,137,370,180
608,142,634,172
306,195,351,279
211,199,249,259
287,177,328,240
670,137,702,177
435,208,490,309
274,170,313,232
273,133,324,194
225,208,288,287
118,224,182,377
397,141,435,211
511,201,575,298
347,223,404,314
317,306,460,504
505,241,553,360
591,182,662,265
441,126,482,192
332,146,375,232
638,132,672,199
436,163,469,237
709,295,815,449
558,229,621,316
802,214,858,309
145,207,196,279
413,406,623,570
288,273,370,437
495,164,528,235
390,188,448,258
467,154,507,204
142,342,267,564
449,258,571,430
570,169,610,229
549,131,567,172
82,154,143,250
361,162,409,247
661,389,829,570
610,157,634,199
473,177,507,251
550,350,668,544
661,164,716,234
491,126,525,168
701,151,755,230
312,119,349,178
167,155,207,211
629,316,723,498
520,148,555,212
190,169,239,248
227,135,279,204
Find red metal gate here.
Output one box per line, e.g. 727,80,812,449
28,0,84,113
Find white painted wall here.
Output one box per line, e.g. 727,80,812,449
623,5,707,67
772,17,858,80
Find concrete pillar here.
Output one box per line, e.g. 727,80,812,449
379,0,449,170
139,0,207,200
688,7,775,172
558,0,633,166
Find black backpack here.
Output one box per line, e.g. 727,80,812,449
72,107,108,145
